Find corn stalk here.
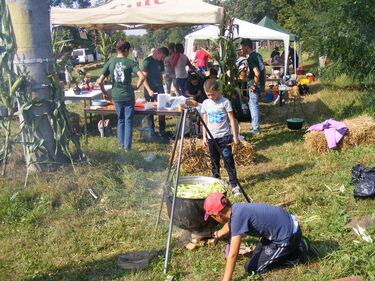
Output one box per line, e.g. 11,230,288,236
51,27,73,74
0,0,24,176
97,30,115,62
211,15,244,117
1,0,86,184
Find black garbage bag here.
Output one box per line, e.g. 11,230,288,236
352,164,375,198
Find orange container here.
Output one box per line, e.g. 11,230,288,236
135,101,145,108
308,77,315,82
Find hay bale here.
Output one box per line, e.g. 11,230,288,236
172,139,210,174
172,138,255,173
304,115,375,154
232,140,256,167
341,115,375,149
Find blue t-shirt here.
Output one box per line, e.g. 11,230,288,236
230,203,294,244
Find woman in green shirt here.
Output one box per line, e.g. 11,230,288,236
98,40,145,150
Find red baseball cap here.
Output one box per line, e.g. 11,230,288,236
204,192,226,220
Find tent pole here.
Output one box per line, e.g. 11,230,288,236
284,39,289,75
293,41,297,76
267,40,271,61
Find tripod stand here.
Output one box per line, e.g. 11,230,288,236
155,106,251,274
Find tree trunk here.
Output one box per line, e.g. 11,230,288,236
6,0,68,172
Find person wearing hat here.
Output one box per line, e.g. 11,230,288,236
204,192,306,280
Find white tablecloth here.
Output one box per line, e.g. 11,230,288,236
64,85,112,100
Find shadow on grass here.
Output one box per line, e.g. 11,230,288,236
312,239,340,259
294,97,335,126
254,154,271,164
243,163,315,184
250,129,306,152
87,149,169,172
260,94,335,128
308,83,324,94
21,253,155,281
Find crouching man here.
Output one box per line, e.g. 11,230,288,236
204,192,308,280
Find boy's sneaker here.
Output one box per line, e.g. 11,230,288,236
246,129,260,135
231,186,242,196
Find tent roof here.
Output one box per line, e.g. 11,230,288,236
50,0,224,30
184,18,290,74
184,18,290,41
257,16,296,41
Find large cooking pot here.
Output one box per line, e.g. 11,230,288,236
166,176,228,233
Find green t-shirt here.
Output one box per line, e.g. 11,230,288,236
142,56,164,90
247,52,265,89
101,57,139,102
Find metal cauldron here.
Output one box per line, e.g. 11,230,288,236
166,176,228,233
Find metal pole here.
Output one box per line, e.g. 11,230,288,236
196,108,251,203
163,108,188,274
155,110,185,227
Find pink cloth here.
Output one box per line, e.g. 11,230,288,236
307,118,348,149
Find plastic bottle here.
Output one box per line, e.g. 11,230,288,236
140,116,152,140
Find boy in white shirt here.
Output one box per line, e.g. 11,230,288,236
201,79,241,196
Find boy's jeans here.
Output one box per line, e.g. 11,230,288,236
207,135,237,187
114,100,135,150
248,86,262,132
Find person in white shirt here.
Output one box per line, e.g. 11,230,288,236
189,45,197,65
171,43,194,96
164,43,178,96
132,48,139,65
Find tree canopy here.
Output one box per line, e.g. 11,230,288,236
208,0,277,22
273,0,375,86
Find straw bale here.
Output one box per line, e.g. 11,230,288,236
172,138,256,173
172,138,210,174
232,140,256,166
304,115,375,154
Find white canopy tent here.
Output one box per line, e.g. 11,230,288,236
50,0,224,30
184,18,290,74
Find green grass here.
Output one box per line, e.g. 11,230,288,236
1,76,375,281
